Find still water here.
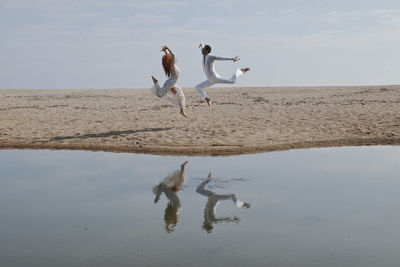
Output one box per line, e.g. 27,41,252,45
1,146,400,267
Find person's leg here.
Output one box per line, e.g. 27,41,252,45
214,68,250,84
196,172,213,197
195,80,214,106
157,82,171,98
151,76,162,98
169,87,188,118
214,76,236,84
180,108,188,118
151,75,173,98
195,80,213,100
231,195,251,208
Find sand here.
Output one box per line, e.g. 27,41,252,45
1,86,400,156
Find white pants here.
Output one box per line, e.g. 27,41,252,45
151,82,169,98
195,68,243,99
151,83,185,109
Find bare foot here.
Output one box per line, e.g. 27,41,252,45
151,75,158,84
207,172,212,180
180,109,188,118
241,68,250,73
206,98,212,107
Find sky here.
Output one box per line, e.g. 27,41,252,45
1,0,400,89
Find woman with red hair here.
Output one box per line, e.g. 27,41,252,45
151,45,187,118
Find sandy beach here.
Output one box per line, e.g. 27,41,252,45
1,86,400,156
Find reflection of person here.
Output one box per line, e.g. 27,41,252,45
195,43,250,107
196,172,250,233
151,45,188,118
153,161,188,233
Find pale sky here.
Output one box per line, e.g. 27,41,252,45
1,0,400,89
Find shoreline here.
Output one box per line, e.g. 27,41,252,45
1,86,399,156
1,137,400,156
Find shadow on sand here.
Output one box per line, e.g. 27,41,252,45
50,127,173,141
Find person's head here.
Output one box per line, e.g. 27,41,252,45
162,53,174,77
202,222,213,233
202,45,211,56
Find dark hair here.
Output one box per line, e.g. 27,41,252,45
204,45,211,53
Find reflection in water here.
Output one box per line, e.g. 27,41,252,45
2,148,400,266
153,161,188,233
196,172,250,233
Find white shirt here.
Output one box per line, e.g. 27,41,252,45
203,54,234,82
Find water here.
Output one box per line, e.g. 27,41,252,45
1,146,400,267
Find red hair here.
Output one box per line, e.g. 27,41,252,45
162,54,174,78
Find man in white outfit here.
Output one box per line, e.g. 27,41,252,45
195,43,250,107
196,172,250,233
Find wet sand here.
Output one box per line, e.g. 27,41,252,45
1,86,400,155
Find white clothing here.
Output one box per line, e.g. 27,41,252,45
152,162,187,233
151,54,185,109
196,175,249,232
159,168,186,189
202,55,234,80
152,162,187,208
195,44,243,99
152,84,185,109
196,68,243,99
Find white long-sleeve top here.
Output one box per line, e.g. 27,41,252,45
157,53,180,98
199,43,234,82
161,64,180,96
151,53,185,109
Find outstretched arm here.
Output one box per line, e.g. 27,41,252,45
213,55,239,62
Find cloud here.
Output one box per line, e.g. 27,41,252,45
370,9,400,27
2,1,400,88
0,0,185,16
0,0,100,13
120,0,185,10
321,9,400,27
211,0,239,12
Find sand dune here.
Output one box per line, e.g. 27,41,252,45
1,86,400,155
